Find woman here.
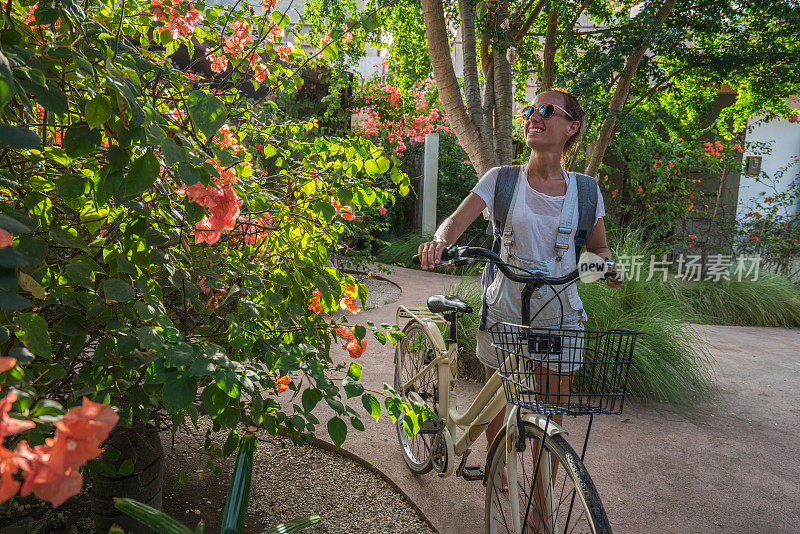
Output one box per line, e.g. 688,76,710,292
417,89,623,478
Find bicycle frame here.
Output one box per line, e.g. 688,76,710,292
396,305,568,468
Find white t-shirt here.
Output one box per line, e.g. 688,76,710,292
471,165,606,318
471,165,605,263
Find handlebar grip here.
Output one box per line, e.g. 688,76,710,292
412,255,421,265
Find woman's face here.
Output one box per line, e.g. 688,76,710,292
523,92,580,153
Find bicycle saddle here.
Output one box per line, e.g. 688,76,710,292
426,294,473,314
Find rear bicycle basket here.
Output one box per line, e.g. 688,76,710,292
488,321,640,416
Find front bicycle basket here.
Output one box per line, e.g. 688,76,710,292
488,321,640,416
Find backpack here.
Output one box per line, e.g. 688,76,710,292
478,165,598,331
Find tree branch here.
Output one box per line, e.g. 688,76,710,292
512,0,548,42
584,0,678,177
458,0,486,141
540,5,559,90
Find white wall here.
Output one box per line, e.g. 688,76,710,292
738,99,800,218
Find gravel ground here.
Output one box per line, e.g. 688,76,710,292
361,276,401,311
164,423,434,534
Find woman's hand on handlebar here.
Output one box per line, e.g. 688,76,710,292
417,240,450,270
604,262,624,289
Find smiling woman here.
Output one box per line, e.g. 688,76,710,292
415,88,622,472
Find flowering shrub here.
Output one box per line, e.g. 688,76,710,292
353,75,450,157
0,356,117,507
0,0,417,509
737,159,800,276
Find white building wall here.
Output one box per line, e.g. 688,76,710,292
738,98,800,218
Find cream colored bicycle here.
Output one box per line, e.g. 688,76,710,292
394,245,639,534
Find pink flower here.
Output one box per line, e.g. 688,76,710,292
378,205,387,215
207,52,229,73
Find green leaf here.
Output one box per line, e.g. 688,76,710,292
63,124,102,157
361,393,380,422
57,174,91,205
0,291,31,311
118,149,159,202
350,416,364,431
221,433,255,533
0,51,14,109
201,384,228,416
259,516,321,534
103,278,135,303
190,357,215,376
165,342,194,367
162,372,197,414
117,459,135,476
326,416,347,448
16,236,47,271
137,327,164,351
0,124,41,149
346,362,362,380
186,90,226,140
30,82,67,115
215,369,241,398
86,95,112,128
322,42,338,61
343,377,364,399
0,247,26,268
113,498,194,534
65,257,95,287
354,325,366,341
301,388,322,413
93,336,118,365
49,227,86,249
222,430,239,457
16,312,51,358
0,211,37,233
313,201,335,223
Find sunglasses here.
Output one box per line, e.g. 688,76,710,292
521,103,575,121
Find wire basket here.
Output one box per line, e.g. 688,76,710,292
488,321,640,416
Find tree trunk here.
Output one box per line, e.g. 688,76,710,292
421,0,496,175
584,0,677,177
491,0,514,165
541,5,559,90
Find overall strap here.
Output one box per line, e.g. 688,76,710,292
554,172,579,261
480,165,520,331
573,173,598,262
500,168,523,262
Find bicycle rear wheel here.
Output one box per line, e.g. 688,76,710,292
394,320,439,474
485,421,611,534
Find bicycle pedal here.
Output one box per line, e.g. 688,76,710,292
461,466,483,481
418,419,442,434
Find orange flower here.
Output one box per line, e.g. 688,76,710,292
331,199,355,221
687,202,694,211
378,205,387,215
0,229,11,248
0,392,35,439
339,295,360,314
748,235,759,241
611,189,619,198
336,325,355,342
0,446,22,502
688,234,696,239
0,357,16,373
308,289,322,314
53,397,119,459
635,185,643,194
16,440,83,508
345,337,366,358
276,374,291,393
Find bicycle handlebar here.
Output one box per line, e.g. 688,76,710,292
412,245,621,285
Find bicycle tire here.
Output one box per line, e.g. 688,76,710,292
485,421,611,534
394,320,440,474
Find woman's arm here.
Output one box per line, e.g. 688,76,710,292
584,217,622,288
418,193,487,270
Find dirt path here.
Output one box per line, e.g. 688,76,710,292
322,264,800,533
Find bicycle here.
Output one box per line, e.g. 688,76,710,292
393,245,639,533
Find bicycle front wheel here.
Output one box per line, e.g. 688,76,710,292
394,320,439,474
485,421,611,534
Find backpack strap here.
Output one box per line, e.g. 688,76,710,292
479,165,520,331
573,173,598,263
